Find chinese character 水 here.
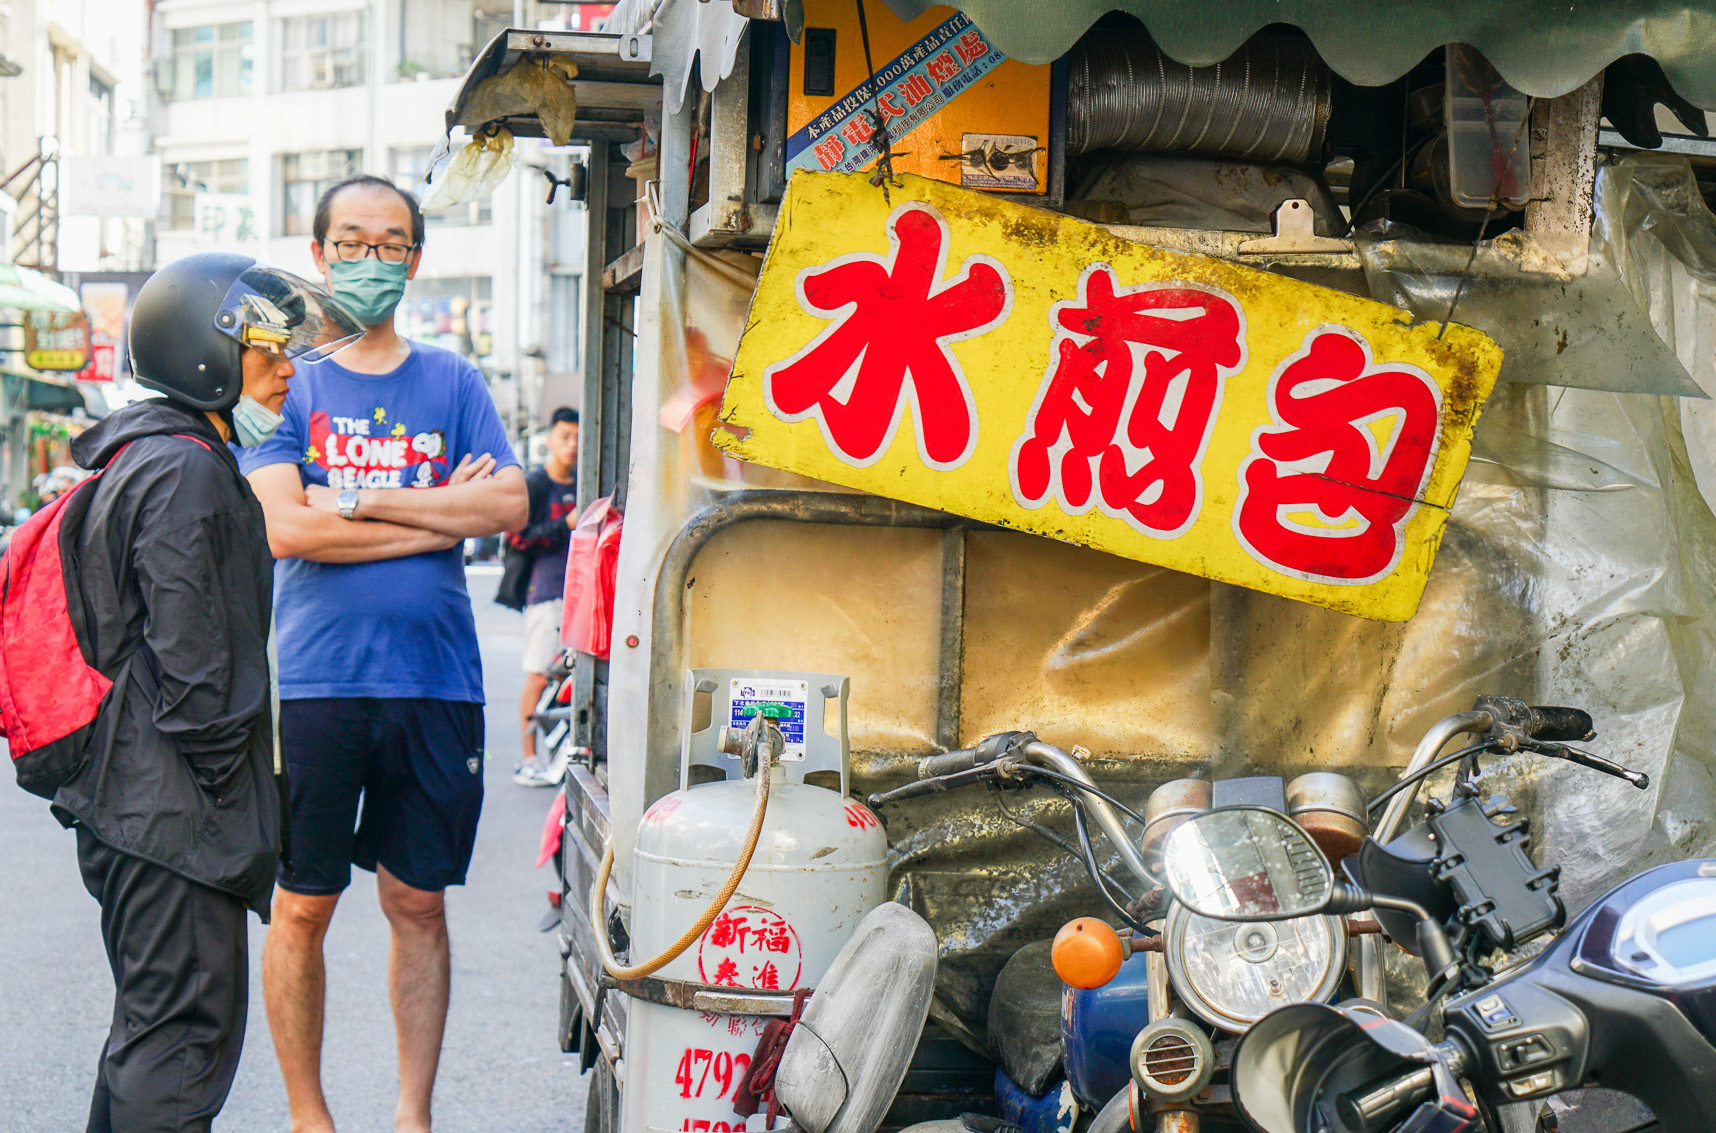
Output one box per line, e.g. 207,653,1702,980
765,202,1013,470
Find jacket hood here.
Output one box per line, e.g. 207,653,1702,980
71,398,225,470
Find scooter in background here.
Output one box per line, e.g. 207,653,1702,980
524,645,579,788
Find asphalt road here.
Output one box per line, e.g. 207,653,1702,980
0,565,589,1132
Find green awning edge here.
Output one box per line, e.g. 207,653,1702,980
879,1,1716,107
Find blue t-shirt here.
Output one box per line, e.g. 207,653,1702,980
240,342,518,703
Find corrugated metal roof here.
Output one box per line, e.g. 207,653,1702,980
878,0,1716,106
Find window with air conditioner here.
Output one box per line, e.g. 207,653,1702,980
279,12,367,92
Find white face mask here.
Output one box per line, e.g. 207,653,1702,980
231,393,285,447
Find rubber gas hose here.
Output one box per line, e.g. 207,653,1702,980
589,732,776,981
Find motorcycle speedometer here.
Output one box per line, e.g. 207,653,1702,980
1164,903,1347,1032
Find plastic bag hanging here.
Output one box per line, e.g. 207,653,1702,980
464,55,580,147
420,128,516,211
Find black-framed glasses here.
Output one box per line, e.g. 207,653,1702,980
325,239,418,264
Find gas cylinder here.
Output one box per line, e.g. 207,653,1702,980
619,670,888,1133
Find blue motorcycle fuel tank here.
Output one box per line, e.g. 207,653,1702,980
994,1070,1078,1133
1060,949,1150,1107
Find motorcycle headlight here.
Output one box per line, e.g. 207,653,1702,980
1163,903,1347,1033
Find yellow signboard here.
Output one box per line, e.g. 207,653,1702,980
716,173,1502,621
24,309,91,373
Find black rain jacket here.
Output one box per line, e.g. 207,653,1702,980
50,399,281,918
496,465,575,610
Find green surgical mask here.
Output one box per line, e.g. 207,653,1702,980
327,257,409,326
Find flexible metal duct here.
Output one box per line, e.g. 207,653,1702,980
1068,31,1332,164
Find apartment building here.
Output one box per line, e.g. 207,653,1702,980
2,0,152,271
147,0,591,429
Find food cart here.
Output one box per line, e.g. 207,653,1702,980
434,5,1716,1129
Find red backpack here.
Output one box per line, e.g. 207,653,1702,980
1,435,210,798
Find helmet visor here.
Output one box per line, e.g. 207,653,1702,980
213,265,363,363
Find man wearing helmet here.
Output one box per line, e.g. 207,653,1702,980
239,174,528,1133
50,253,362,1130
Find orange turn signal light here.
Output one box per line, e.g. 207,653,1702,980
1052,917,1124,989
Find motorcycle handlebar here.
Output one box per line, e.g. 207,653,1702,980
896,732,1158,890
1337,1066,1434,1129
1525,705,1595,743
1375,700,1615,843
917,747,985,778
916,730,1034,779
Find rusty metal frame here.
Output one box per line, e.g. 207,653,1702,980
607,974,805,1016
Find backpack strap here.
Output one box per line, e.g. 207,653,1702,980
93,431,216,480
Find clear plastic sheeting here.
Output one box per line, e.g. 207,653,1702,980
1354,223,1707,398
1595,154,1716,513
605,0,750,114
654,235,841,497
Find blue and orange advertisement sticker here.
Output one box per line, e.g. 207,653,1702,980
715,173,1504,622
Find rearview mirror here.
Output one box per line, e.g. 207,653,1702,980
1159,806,1333,921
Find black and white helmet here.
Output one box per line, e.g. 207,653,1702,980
129,252,361,411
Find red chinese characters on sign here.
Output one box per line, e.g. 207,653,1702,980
841,114,875,146
1011,268,1245,538
697,905,803,990
953,28,988,66
811,135,845,170
765,203,1012,470
1233,328,1441,584
897,72,933,108
926,51,961,84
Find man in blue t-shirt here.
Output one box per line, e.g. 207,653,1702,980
241,174,527,1133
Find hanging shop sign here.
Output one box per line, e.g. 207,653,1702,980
23,309,92,372
716,173,1503,622
78,281,129,383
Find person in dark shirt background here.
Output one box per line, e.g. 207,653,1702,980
509,406,578,786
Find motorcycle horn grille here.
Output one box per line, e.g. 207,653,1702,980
1142,1032,1200,1089
1131,1018,1215,1105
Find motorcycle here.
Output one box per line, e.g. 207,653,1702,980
1154,696,1706,1133
866,735,1388,1133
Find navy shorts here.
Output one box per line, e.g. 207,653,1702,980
278,698,485,895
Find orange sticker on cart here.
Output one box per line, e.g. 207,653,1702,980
716,173,1503,622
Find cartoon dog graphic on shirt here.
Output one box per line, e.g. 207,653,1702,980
411,431,447,487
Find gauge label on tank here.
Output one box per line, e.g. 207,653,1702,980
729,678,809,761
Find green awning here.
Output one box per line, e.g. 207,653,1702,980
0,264,80,313
879,0,1716,106
1,370,91,413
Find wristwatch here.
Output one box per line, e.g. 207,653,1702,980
337,490,360,520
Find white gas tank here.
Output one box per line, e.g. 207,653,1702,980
619,671,888,1133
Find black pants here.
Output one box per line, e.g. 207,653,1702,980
76,828,249,1133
